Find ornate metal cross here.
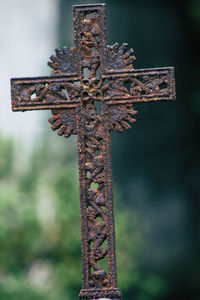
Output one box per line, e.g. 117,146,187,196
11,4,175,300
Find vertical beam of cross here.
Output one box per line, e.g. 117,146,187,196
73,6,122,298
11,3,176,300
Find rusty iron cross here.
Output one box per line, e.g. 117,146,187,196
11,4,176,300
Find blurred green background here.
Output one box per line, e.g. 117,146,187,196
0,0,200,299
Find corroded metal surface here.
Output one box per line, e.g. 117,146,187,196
11,4,176,300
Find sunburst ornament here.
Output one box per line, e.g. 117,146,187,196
109,104,138,132
48,46,76,75
106,43,136,71
49,109,77,138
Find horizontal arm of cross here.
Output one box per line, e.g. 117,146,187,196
102,67,175,104
11,74,81,112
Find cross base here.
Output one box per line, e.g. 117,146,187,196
79,288,123,300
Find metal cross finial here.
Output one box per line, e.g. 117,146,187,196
11,4,176,300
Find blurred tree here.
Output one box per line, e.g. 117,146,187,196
0,133,167,299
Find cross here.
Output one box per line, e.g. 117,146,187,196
11,4,176,300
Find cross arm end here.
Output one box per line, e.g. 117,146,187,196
10,75,80,112
102,66,176,103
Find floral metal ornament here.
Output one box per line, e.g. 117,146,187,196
11,4,176,300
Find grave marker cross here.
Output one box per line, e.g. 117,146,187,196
11,4,176,300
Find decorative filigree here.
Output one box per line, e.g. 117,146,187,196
81,78,102,102
79,288,122,300
13,81,81,107
109,104,137,132
11,4,176,300
103,72,171,101
81,101,109,289
15,83,45,102
106,43,136,71
48,47,77,75
79,13,101,77
49,109,77,137
103,78,130,99
130,74,169,97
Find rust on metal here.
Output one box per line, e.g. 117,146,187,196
10,4,176,300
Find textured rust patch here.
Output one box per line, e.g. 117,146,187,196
11,4,176,300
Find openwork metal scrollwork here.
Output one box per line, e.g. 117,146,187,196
11,4,175,300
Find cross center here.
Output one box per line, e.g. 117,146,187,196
81,78,103,103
